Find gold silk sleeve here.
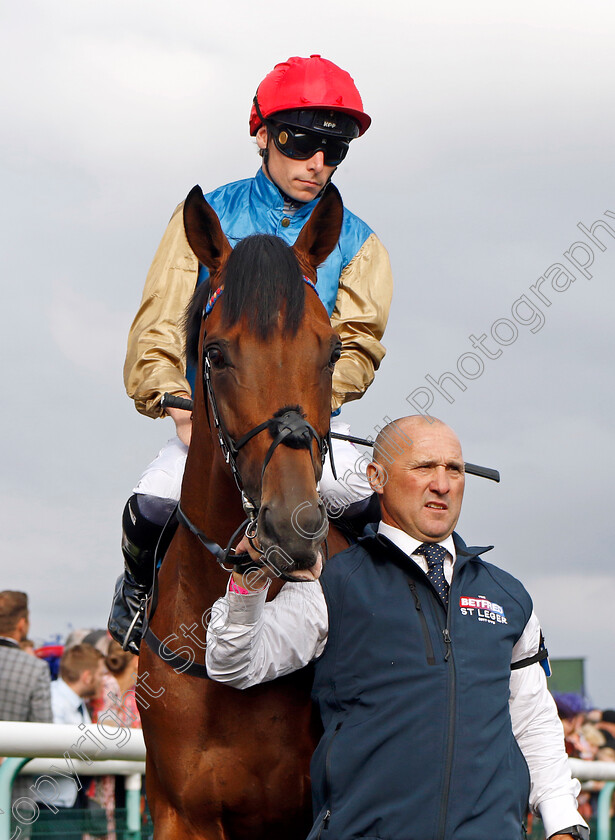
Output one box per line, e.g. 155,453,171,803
330,233,393,411
123,202,199,418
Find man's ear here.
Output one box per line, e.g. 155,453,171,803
255,125,268,151
16,615,28,640
367,462,387,494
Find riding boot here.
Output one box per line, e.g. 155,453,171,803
108,494,177,654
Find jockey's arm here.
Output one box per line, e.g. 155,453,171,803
330,233,393,411
124,203,198,419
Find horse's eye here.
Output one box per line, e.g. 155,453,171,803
328,345,342,369
207,347,226,369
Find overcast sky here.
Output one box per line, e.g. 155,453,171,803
1,0,614,704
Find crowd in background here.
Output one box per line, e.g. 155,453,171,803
552,692,615,823
0,590,141,839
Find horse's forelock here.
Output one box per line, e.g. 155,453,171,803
220,235,305,337
184,235,306,366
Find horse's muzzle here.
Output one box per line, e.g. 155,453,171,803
258,498,328,573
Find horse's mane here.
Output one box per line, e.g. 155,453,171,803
184,234,306,369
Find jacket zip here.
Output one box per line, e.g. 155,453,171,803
408,582,436,665
436,598,455,840
318,720,343,835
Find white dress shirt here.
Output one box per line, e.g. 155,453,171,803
206,523,586,837
49,678,91,807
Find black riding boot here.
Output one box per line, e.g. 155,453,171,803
108,494,177,654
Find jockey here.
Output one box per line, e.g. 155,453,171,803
109,55,393,652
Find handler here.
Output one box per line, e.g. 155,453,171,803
109,55,393,652
206,416,588,840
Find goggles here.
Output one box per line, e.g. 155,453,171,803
268,122,351,166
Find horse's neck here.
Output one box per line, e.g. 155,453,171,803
179,433,245,563
155,438,243,628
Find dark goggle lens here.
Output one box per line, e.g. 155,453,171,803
271,125,349,166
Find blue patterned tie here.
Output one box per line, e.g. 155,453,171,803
415,543,449,607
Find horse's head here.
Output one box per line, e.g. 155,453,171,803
183,184,344,577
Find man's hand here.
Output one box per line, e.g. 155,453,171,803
232,535,323,591
232,535,270,592
165,404,192,446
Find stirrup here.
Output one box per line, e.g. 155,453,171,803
123,600,147,652
108,574,148,654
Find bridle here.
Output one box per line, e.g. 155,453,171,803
175,275,332,573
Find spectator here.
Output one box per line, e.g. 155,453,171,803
31,645,106,838
102,642,139,725
553,693,597,760
49,645,105,807
34,638,64,680
596,733,615,763
585,707,603,724
0,591,52,804
81,629,112,657
85,642,140,840
597,709,615,744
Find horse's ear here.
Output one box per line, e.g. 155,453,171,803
292,183,344,277
183,185,232,287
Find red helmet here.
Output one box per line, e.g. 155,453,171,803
250,55,371,138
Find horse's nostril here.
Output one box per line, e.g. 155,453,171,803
260,499,328,548
290,500,327,542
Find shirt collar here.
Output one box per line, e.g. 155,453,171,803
0,636,20,648
54,677,85,712
377,522,457,564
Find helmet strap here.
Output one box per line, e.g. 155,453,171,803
252,93,266,130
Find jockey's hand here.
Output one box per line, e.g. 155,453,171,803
165,403,192,446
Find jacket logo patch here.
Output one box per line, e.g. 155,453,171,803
459,595,507,624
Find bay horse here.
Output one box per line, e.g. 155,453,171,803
138,182,349,839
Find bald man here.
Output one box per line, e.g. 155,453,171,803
206,417,588,840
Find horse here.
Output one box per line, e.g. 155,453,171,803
137,182,350,839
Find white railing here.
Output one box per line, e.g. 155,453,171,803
0,721,146,840
2,724,615,840
568,759,615,840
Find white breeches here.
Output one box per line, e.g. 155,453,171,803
133,415,372,512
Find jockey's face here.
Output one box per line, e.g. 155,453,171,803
256,125,337,203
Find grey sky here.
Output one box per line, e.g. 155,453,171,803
1,0,614,703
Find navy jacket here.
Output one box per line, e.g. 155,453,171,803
308,529,533,840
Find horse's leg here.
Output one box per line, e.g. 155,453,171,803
146,755,229,840
153,810,227,840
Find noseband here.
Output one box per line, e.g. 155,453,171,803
176,276,330,571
